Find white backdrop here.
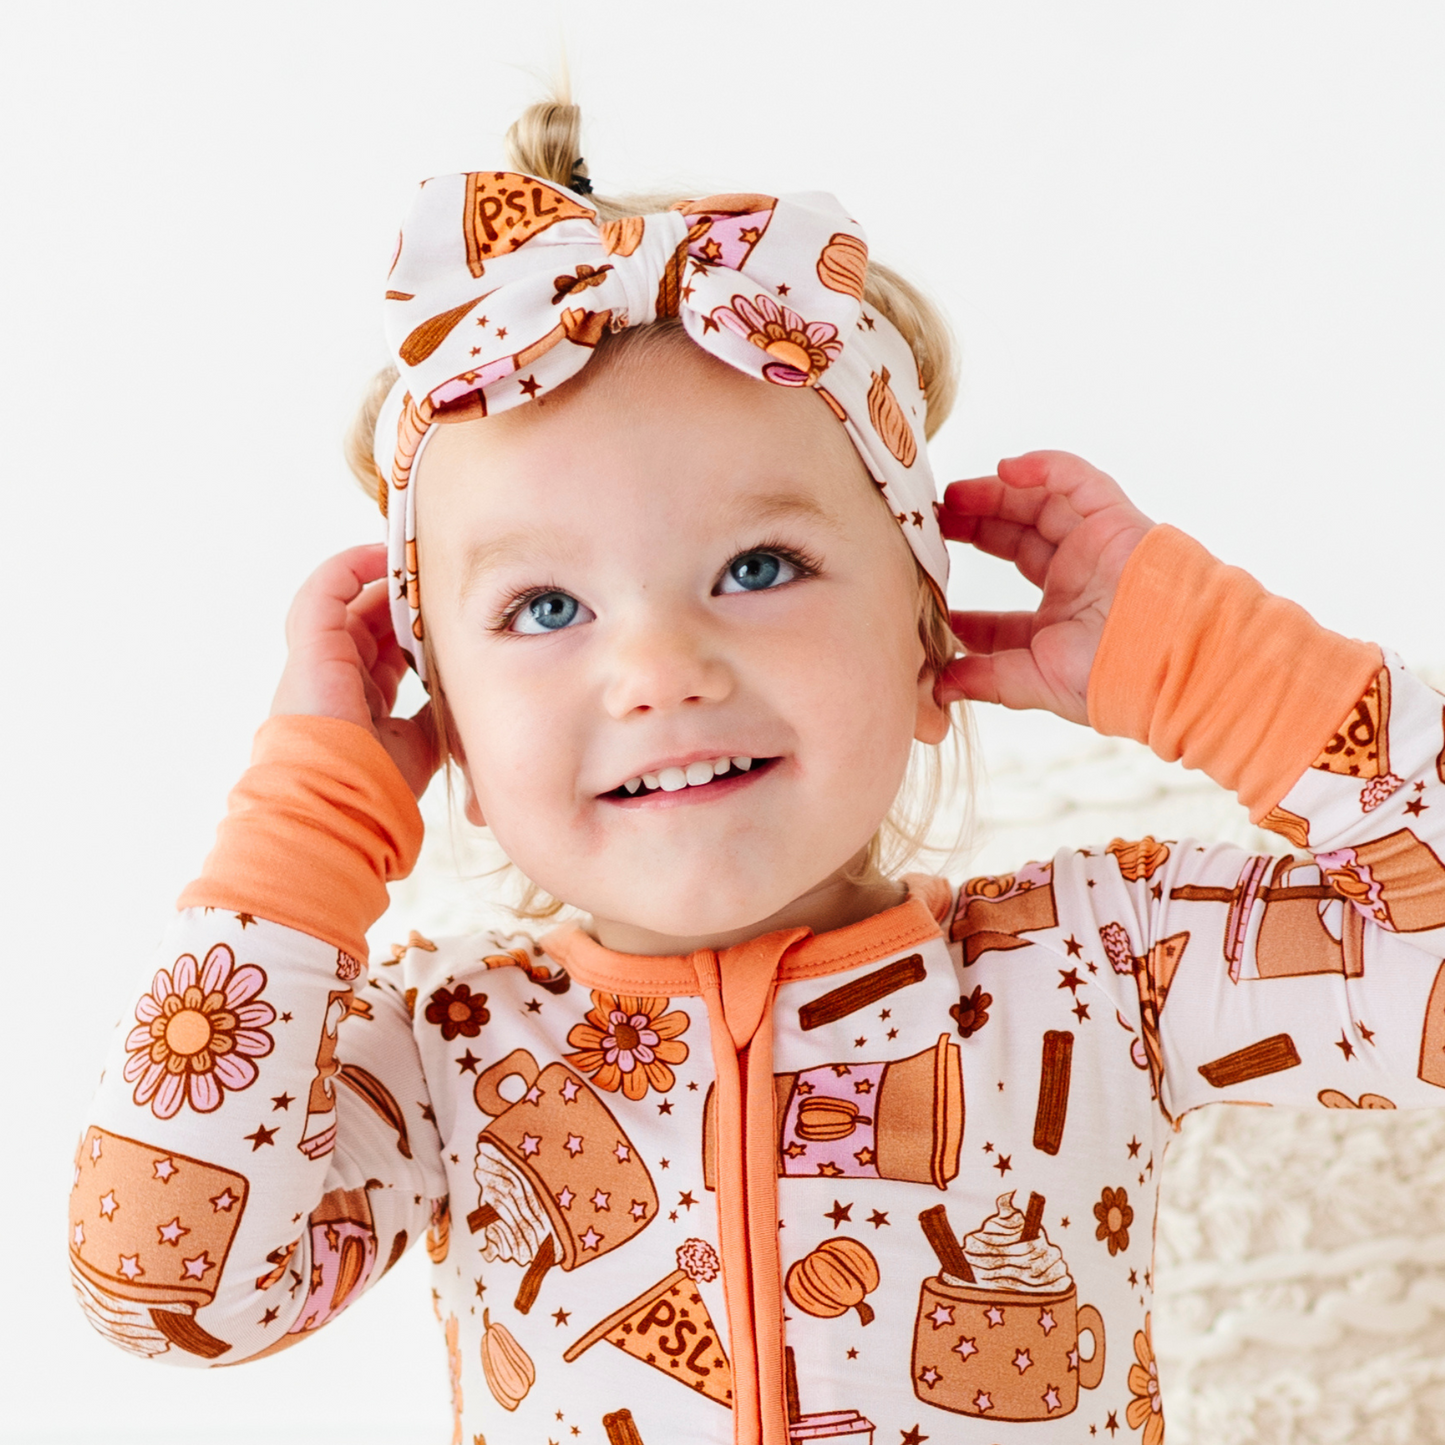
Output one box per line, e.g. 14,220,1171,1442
3,3,1443,1441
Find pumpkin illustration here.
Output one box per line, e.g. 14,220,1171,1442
1106,836,1171,883
795,1096,872,1142
785,1237,880,1325
480,1308,535,1411
426,1197,451,1263
601,215,645,257
867,367,917,468
816,232,869,300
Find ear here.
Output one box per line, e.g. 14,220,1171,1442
914,663,951,745
440,700,487,827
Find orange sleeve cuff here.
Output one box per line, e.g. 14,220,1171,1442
176,716,425,963
1086,525,1383,820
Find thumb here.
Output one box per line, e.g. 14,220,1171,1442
377,701,441,799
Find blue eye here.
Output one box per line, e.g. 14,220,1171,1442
512,590,590,634
719,551,799,594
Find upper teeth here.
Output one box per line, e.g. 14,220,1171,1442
622,757,753,796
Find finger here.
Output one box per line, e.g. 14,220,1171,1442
936,650,1086,724
997,451,1130,518
939,476,1049,530
948,610,1038,655
285,544,388,649
957,516,1057,590
377,702,440,799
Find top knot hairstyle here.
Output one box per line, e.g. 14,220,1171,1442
345,88,969,891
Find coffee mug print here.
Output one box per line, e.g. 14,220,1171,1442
911,1193,1105,1422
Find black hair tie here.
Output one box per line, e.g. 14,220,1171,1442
570,158,594,195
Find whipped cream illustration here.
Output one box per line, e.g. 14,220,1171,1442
956,1191,1072,1293
472,1140,552,1266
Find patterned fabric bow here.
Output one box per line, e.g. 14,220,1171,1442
372,171,945,680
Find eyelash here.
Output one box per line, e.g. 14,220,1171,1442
489,540,824,634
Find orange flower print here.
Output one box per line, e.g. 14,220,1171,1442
1126,1312,1164,1444
424,984,490,1041
710,292,843,386
123,944,274,1119
565,992,691,1100
1094,1185,1134,1255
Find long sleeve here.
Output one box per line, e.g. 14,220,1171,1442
1049,527,1445,1120
70,718,446,1365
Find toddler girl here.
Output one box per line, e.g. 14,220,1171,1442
70,96,1445,1445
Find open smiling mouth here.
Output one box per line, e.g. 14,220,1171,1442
601,756,780,802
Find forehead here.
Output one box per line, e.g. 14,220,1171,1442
415,338,876,537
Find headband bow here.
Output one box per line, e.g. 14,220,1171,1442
373,171,946,682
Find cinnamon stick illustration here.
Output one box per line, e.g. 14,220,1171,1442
513,1232,557,1314
1032,1030,1073,1155
1198,1033,1301,1088
1021,1192,1045,1243
798,954,926,1030
918,1204,975,1283
785,1345,802,1424
603,1408,645,1445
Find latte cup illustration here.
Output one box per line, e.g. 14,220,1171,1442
911,1193,1104,1422
470,1049,658,1312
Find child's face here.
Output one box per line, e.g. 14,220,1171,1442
416,339,947,947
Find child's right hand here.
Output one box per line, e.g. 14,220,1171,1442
269,544,438,798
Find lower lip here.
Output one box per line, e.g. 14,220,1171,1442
601,758,780,809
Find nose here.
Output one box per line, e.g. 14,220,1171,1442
600,604,734,720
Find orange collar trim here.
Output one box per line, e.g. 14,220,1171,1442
541,884,947,996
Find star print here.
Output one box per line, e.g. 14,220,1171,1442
1406,797,1430,817
678,1191,697,1211
952,1334,978,1360
629,1199,648,1219
880,1008,891,1020
668,1211,678,1222
556,1187,575,1210
456,1049,481,1074
854,1078,874,1094
984,1305,1005,1327
899,1428,927,1445
1086,961,1098,974
1128,1269,1138,1286
260,1307,279,1325
235,912,256,928
280,1011,293,1022
419,1102,436,1123
854,1036,867,1047
983,1142,994,1153
994,1154,1012,1177
998,1081,1005,1091
973,1390,993,1412
591,1190,610,1212
1073,1001,1091,1023
862,314,876,331
474,1277,486,1298
824,1200,853,1228
560,1077,581,1103
1013,1348,1033,1373
521,1134,542,1157
701,313,720,333
1038,1307,1056,1334
98,1192,119,1218
475,316,488,328
564,1133,584,1155
1060,1216,1070,1228
1041,1385,1061,1412
157,1217,189,1246
271,1092,294,1111
117,1255,143,1280
776,282,791,295
658,1100,673,1115
1336,1032,1356,1061
785,1142,808,1158
579,1227,603,1251
518,374,542,398
687,1081,699,1090
853,1147,876,1167
244,1124,277,1150
887,1028,898,1040
1058,968,1083,993
868,1209,890,1229
1064,934,1083,957
1358,1021,1377,1044
552,1307,571,1326
523,1084,543,1105
469,346,480,356
181,1251,214,1280
927,1303,955,1328
659,1158,670,1169
72,1223,84,1246
525,998,543,1013
1106,1410,1120,1435
846,1347,858,1359
917,1365,941,1389
495,326,507,340
1127,1136,1142,1158
90,1136,104,1162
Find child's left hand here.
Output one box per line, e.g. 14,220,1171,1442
935,451,1155,725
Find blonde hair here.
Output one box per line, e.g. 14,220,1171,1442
346,92,972,915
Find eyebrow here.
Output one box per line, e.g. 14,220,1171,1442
454,489,840,597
